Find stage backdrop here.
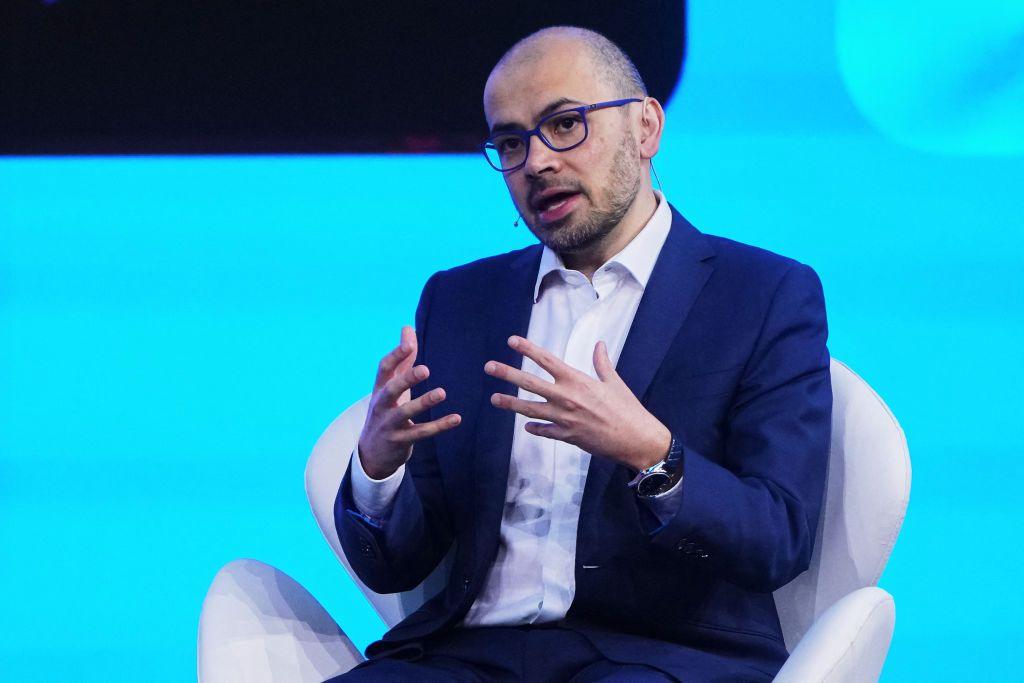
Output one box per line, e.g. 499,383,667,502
2,1,1022,680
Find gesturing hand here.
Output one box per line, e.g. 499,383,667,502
485,335,671,471
357,325,461,479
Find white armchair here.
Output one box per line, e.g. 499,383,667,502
198,358,911,682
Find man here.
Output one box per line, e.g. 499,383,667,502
329,25,831,682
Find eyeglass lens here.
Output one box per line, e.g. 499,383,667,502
485,110,587,171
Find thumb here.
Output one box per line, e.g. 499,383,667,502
593,341,616,382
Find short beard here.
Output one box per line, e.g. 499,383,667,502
530,132,642,255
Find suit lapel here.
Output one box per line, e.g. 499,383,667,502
578,206,717,524
472,244,542,561
470,206,716,565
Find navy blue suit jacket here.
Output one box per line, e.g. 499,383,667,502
335,205,832,681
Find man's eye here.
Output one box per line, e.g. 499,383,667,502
554,115,580,132
498,137,522,153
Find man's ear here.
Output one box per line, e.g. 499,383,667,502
638,96,665,160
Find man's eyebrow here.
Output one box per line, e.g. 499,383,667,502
489,97,586,135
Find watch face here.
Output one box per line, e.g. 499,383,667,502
637,472,672,497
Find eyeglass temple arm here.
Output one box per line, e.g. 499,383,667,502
584,97,644,113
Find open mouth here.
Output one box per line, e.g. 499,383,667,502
533,191,581,224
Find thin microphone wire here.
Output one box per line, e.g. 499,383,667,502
651,158,664,193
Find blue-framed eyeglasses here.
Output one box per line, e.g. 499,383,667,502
481,97,643,172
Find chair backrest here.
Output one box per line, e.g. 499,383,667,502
305,358,911,645
305,395,450,628
773,359,911,650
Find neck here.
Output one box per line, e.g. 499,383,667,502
560,187,659,280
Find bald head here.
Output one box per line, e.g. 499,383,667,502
487,26,647,103
481,25,665,268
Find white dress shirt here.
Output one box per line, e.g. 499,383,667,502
350,190,683,627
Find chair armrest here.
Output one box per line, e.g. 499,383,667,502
198,559,363,683
773,586,895,683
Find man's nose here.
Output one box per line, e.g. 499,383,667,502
523,134,560,177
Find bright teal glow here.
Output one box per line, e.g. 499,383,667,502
2,2,1023,680
837,0,1024,155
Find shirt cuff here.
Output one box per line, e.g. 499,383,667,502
349,445,405,523
639,474,685,529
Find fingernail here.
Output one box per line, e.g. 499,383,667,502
508,336,519,347
415,366,427,379
484,361,496,373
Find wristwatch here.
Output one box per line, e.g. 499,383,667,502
627,433,685,498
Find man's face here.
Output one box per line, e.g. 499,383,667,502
483,42,643,254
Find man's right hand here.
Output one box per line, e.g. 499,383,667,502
357,325,461,480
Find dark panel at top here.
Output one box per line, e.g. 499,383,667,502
0,1,686,155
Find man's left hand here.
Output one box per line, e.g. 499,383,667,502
485,335,671,471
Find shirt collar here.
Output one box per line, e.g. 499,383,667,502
532,189,672,303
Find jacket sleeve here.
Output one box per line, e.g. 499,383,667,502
333,271,456,594
645,262,832,593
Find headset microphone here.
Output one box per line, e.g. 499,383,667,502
514,214,523,227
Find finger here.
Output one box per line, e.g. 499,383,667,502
380,364,429,405
397,413,462,441
393,326,418,376
388,386,447,425
491,392,557,421
593,340,617,383
400,325,418,357
373,328,417,391
524,420,567,441
508,336,577,381
484,360,559,400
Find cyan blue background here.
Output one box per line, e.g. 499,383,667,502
2,2,1022,680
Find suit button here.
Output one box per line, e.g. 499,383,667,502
359,540,374,558
676,538,697,554
462,575,471,590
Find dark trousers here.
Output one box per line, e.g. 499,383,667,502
324,623,676,682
